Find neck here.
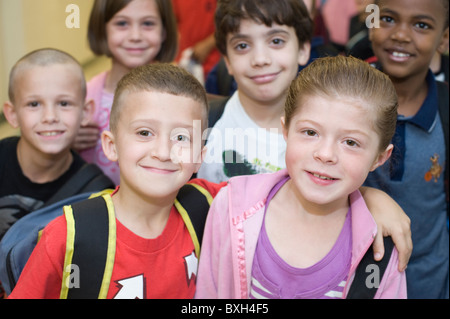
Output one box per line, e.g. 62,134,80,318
112,186,175,239
237,91,285,131
283,179,349,219
390,71,429,117
105,60,131,93
17,139,73,183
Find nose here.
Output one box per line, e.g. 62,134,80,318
390,23,412,43
314,139,338,164
41,104,59,124
150,136,172,162
129,23,142,41
251,44,271,67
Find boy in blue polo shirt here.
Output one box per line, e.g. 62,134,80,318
365,0,449,298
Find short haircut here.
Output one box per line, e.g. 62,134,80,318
8,48,86,104
284,56,398,152
109,63,209,133
214,0,313,56
88,0,178,62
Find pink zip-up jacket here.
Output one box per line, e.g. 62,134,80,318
195,169,407,299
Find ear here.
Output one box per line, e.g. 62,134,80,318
81,99,95,126
297,42,311,66
193,145,207,174
223,56,234,76
437,27,449,54
101,130,118,162
281,116,288,141
3,101,19,129
370,144,394,171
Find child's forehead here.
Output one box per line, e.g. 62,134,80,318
119,90,207,120
378,0,446,21
15,63,82,83
13,63,84,94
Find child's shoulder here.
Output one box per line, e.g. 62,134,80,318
187,178,227,198
0,135,19,151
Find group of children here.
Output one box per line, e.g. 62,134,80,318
0,0,448,299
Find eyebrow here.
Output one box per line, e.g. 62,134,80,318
229,28,291,42
381,8,437,24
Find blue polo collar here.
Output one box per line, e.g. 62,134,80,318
390,70,439,181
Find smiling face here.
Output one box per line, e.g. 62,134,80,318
283,95,392,210
369,0,449,81
102,90,205,201
223,19,310,106
106,0,166,70
5,64,90,158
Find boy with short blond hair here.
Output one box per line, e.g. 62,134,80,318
8,63,224,299
0,48,101,240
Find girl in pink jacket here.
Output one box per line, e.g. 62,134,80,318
195,56,407,299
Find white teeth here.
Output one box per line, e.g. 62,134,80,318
392,51,410,57
313,173,334,180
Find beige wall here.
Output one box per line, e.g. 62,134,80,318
0,0,110,125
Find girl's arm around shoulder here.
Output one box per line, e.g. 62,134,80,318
360,187,412,272
8,216,67,299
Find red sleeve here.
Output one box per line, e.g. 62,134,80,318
8,216,67,299
188,178,227,199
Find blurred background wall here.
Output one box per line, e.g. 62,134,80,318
0,0,110,138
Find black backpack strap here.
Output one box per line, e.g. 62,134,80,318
60,195,116,299
347,236,395,299
436,81,449,205
175,184,212,257
45,163,114,207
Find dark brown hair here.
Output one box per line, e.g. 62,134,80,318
214,0,313,56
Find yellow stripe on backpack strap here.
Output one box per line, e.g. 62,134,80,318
188,184,214,205
98,194,117,299
60,205,75,299
174,199,201,258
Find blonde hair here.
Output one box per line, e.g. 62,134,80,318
8,48,86,104
110,63,209,133
285,56,398,151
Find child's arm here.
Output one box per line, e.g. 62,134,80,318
360,187,412,272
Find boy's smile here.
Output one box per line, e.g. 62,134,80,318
102,90,205,202
224,19,310,106
369,0,449,81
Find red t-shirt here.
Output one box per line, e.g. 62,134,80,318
8,179,225,299
172,0,221,76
